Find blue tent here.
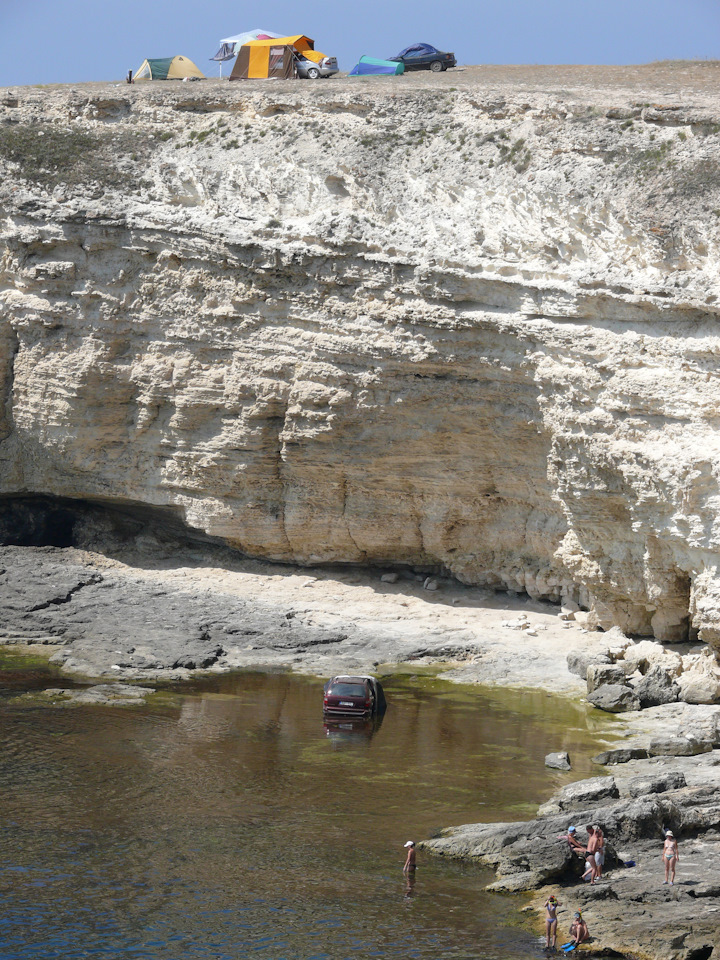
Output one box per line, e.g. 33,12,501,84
394,43,438,57
349,56,404,76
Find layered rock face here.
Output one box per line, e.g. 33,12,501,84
3,67,720,649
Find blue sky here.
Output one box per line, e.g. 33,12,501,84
1,0,719,86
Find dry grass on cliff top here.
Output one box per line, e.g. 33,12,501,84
0,123,148,186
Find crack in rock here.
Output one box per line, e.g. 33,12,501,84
28,573,103,612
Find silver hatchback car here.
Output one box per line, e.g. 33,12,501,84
294,53,339,79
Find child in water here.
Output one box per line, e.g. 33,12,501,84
544,895,561,949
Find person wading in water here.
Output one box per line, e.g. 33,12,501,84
403,840,416,874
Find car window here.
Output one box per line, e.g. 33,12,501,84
329,683,367,697
404,50,427,58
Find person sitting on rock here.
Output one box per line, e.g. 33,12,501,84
569,910,589,945
662,830,679,885
563,825,586,857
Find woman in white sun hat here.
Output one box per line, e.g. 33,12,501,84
403,840,416,874
662,829,679,885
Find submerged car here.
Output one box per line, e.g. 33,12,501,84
322,675,387,718
389,43,456,72
294,53,339,79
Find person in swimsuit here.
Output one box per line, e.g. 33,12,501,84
569,910,589,945
593,825,605,880
582,826,597,883
544,895,561,949
564,826,586,856
403,840,416,874
582,848,597,884
662,830,679,884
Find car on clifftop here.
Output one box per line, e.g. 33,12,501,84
323,675,387,718
294,53,339,79
389,43,457,72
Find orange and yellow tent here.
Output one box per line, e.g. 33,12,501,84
229,35,326,80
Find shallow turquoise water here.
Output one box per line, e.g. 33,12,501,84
0,666,608,959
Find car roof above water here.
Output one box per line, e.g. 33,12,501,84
329,675,375,684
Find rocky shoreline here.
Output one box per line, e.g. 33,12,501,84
423,742,720,960
2,540,720,959
419,634,720,959
419,641,720,960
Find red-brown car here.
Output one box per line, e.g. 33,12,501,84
322,675,387,719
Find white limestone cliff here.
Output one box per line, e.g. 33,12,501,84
3,66,720,652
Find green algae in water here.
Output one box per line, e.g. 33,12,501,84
0,645,60,671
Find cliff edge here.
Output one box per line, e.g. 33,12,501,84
3,64,720,650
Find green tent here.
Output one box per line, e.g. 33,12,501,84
133,56,205,80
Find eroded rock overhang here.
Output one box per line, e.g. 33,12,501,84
2,75,720,652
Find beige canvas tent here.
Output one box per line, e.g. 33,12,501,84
133,56,205,80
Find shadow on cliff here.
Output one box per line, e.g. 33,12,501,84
0,494,564,616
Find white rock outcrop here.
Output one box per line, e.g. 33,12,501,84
678,648,720,703
3,69,720,652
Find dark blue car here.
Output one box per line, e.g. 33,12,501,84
389,43,457,73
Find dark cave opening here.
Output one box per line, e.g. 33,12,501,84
0,499,76,547
0,494,217,552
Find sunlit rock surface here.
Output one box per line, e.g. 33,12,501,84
3,65,720,650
